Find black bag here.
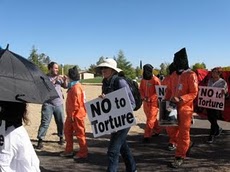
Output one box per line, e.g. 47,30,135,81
125,78,142,111
111,76,142,111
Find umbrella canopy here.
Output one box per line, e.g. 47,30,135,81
0,46,59,104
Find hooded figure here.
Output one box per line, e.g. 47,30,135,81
165,47,198,168
143,64,153,80
140,63,161,142
173,48,189,75
168,62,176,75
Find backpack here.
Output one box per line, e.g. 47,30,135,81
110,76,142,111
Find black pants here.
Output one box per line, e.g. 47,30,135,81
206,109,222,135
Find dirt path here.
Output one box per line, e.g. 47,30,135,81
25,85,230,172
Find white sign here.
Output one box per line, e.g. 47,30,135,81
85,87,136,137
0,120,6,150
155,85,167,101
198,86,225,111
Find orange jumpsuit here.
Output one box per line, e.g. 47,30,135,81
165,70,198,158
64,82,88,158
140,75,161,138
161,75,175,139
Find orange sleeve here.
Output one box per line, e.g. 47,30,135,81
165,74,174,101
148,76,161,101
180,72,198,103
67,84,86,118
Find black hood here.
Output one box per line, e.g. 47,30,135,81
143,64,153,80
173,48,189,75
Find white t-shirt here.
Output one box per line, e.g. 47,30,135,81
0,125,40,172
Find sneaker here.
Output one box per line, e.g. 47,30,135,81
60,151,74,157
170,157,184,168
215,128,223,137
167,143,176,151
58,137,65,145
36,139,43,149
142,137,151,143
207,135,214,144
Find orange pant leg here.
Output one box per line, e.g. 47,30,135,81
175,111,193,158
64,117,74,152
73,117,88,158
153,119,162,134
143,103,159,138
166,126,179,146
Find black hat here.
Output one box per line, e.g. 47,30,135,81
68,66,80,81
143,64,153,80
173,48,189,74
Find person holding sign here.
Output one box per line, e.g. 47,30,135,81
60,66,88,160
0,101,40,172
165,48,198,168
139,64,161,143
96,58,137,172
206,67,228,144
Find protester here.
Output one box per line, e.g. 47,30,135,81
97,58,137,172
60,66,88,161
36,62,68,149
0,101,40,172
161,62,176,86
206,67,228,144
161,62,178,150
165,48,198,168
139,64,161,143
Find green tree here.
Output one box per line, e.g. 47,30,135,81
96,56,105,65
135,66,142,79
87,64,97,74
192,62,206,71
28,46,39,65
222,66,230,71
159,62,169,76
115,50,136,79
28,46,48,73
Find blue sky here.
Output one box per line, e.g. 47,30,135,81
1,0,229,70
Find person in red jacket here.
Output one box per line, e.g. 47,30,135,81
165,48,198,168
60,66,88,161
139,64,161,143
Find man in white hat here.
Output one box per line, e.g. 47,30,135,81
96,58,137,172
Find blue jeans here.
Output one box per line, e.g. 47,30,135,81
107,127,136,172
37,104,64,140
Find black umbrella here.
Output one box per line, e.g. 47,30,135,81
0,45,59,104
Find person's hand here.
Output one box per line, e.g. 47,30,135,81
62,75,69,82
57,75,64,81
221,89,225,98
98,94,106,99
171,96,180,103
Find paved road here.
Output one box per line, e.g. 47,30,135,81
35,118,230,172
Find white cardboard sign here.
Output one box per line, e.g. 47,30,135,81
198,86,225,111
85,87,136,137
